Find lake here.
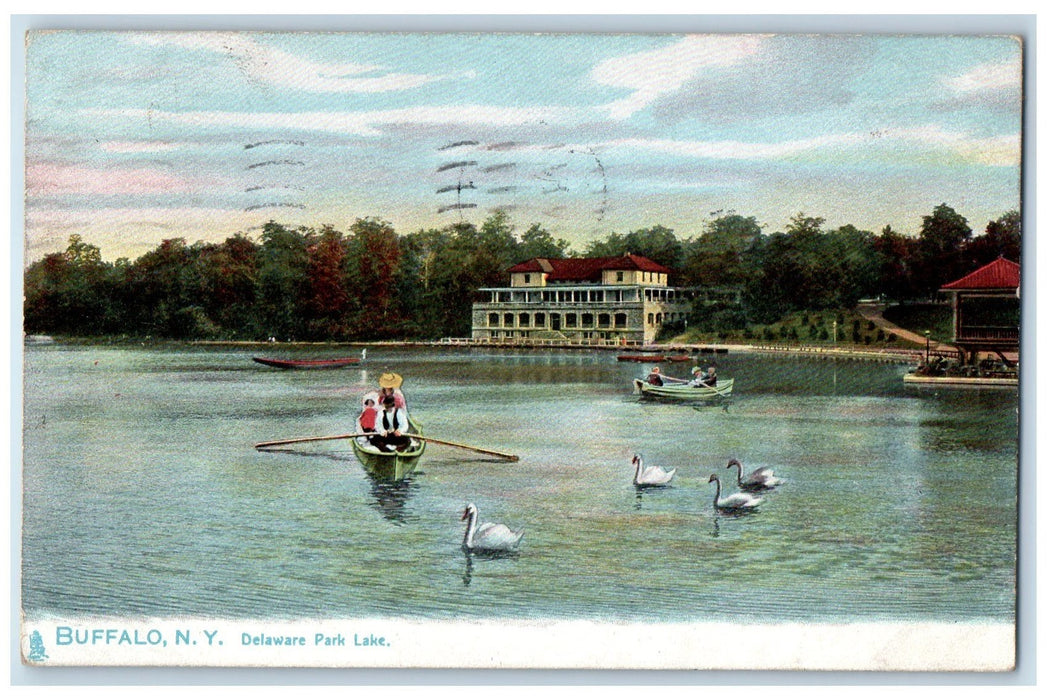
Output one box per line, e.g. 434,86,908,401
21,344,1018,624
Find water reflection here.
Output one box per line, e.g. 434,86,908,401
366,476,419,525
461,550,521,587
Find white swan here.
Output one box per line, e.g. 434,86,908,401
708,474,763,512
632,453,676,487
461,503,523,553
727,458,781,491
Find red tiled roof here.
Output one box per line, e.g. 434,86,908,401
506,254,671,281
940,257,1020,291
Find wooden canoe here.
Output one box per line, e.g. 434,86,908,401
253,356,361,369
350,419,426,482
633,377,733,400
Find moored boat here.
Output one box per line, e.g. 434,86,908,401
633,377,734,400
617,354,692,363
350,419,426,481
253,356,361,369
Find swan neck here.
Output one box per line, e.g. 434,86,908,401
712,478,721,505
463,510,477,548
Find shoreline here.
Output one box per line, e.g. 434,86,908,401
27,334,932,365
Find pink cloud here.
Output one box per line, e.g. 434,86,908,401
26,163,205,196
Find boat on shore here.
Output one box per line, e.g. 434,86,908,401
617,354,692,363
350,419,426,481
633,377,734,400
253,356,361,369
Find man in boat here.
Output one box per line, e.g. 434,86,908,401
646,366,664,386
689,365,717,387
369,395,412,452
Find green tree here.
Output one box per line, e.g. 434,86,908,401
966,209,1021,267
256,222,311,341
915,203,972,297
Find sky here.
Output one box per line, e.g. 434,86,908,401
22,29,1024,263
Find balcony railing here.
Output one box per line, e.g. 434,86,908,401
956,325,1020,341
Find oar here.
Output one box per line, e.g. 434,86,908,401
698,380,731,399
255,433,370,450
402,433,519,462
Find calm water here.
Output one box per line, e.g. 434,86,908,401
21,344,1018,623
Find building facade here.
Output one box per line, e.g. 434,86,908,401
470,254,694,345
939,257,1020,366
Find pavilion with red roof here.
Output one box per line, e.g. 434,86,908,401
939,257,1020,366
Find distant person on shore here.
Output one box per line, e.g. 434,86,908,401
647,366,664,386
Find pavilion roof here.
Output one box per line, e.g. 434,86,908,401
940,257,1020,291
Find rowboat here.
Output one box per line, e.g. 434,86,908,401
350,418,426,482
253,357,361,369
633,377,734,400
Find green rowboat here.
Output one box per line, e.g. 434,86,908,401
350,418,426,481
633,377,733,400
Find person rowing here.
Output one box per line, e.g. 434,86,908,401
646,366,690,385
689,365,717,387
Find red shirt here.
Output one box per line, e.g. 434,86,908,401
359,406,377,431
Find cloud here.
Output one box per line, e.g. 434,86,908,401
26,163,217,197
646,35,874,126
935,56,1023,113
592,35,767,119
84,104,574,137
129,32,463,93
597,125,1021,167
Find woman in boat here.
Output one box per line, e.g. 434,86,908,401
646,366,664,386
369,395,412,453
377,372,407,409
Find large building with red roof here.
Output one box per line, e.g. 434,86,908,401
939,257,1020,365
471,254,694,345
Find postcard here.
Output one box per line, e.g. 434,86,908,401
18,24,1023,671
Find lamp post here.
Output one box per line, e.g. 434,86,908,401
924,330,931,365
833,320,837,345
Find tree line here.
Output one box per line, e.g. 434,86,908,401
23,205,1020,341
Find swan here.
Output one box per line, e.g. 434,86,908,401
461,503,523,553
632,453,676,487
726,458,781,491
708,474,763,512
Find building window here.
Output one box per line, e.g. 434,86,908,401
616,271,624,282
519,313,530,327
581,313,594,327
535,313,545,326
656,313,662,324
488,313,498,326
565,313,577,327
598,313,611,328
647,313,654,324
614,313,627,327
504,313,514,326
524,273,531,283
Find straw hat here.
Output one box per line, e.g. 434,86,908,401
379,372,403,389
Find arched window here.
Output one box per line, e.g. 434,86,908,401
598,313,611,327
504,313,514,326
581,313,594,327
647,313,654,324
488,313,498,326
565,313,577,327
614,313,627,327
519,313,530,327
